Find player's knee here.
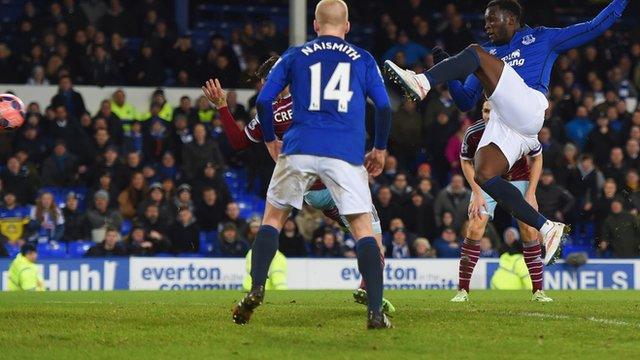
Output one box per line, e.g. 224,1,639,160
474,169,493,186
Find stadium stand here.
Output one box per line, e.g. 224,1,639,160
0,0,638,259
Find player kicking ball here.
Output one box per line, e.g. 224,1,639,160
385,0,628,264
450,101,551,302
202,63,395,314
231,0,393,329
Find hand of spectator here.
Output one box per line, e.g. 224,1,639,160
149,230,162,240
524,191,538,211
265,140,282,162
78,165,87,174
432,47,450,65
583,202,593,211
364,148,386,177
202,78,228,109
142,241,153,248
468,192,487,219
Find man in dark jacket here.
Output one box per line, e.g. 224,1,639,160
62,192,85,241
83,190,123,241
600,200,640,258
182,123,224,181
195,187,224,232
50,76,86,120
168,207,200,254
536,169,575,222
85,227,128,257
433,174,470,233
41,140,79,187
1,157,36,204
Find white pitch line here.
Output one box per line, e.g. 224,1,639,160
518,312,640,328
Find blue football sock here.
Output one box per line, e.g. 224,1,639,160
250,225,280,289
424,45,480,86
356,237,383,313
480,176,548,230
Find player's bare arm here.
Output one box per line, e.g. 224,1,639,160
364,148,386,177
461,158,488,220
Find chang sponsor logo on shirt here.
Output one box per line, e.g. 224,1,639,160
502,49,525,67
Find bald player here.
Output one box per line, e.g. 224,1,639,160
232,0,393,329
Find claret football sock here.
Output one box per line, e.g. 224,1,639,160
250,225,280,290
458,238,481,292
523,241,544,292
480,176,548,230
423,45,481,86
356,237,383,313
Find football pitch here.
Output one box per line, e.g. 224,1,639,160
1,290,639,359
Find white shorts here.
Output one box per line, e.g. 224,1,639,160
267,154,372,215
479,63,548,168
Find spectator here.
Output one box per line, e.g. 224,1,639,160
94,99,124,145
383,30,428,68
85,227,128,256
432,227,461,258
50,76,86,120
192,162,231,206
219,222,248,257
387,227,411,259
603,147,629,187
0,192,31,243
168,207,200,254
625,169,640,212
139,203,169,237
143,119,174,164
565,106,594,149
390,99,426,169
27,191,64,243
403,191,436,239
314,232,344,258
1,157,36,204
110,89,138,129
434,174,470,232
279,218,307,257
625,139,640,170
61,192,84,242
536,169,575,223
182,124,225,181
137,182,172,220
172,184,194,216
585,116,619,168
173,96,198,125
83,190,123,243
441,13,474,54
195,187,225,233
389,173,412,206
373,186,401,233
412,237,435,258
479,236,499,258
445,119,472,175
99,0,133,37
50,105,89,155
539,127,562,173
223,202,248,235
244,217,261,246
126,225,157,256
41,140,79,187
129,43,164,86
118,171,147,219
599,200,640,258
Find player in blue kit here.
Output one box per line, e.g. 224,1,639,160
385,0,628,265
232,0,392,329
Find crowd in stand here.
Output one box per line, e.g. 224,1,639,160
0,0,638,258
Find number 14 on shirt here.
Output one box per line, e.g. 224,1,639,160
308,62,354,113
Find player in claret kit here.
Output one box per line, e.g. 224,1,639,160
385,0,629,265
450,101,551,303
202,58,395,315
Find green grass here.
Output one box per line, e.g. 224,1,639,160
1,290,639,359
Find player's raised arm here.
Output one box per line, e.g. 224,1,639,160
547,0,628,53
364,56,391,176
202,79,253,151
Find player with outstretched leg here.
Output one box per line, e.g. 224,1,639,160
384,0,629,265
450,101,551,302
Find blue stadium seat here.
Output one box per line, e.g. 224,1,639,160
68,241,94,258
199,231,220,256
121,219,132,236
4,242,20,258
37,241,67,259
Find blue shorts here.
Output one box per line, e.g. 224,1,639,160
481,180,529,220
304,189,382,235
